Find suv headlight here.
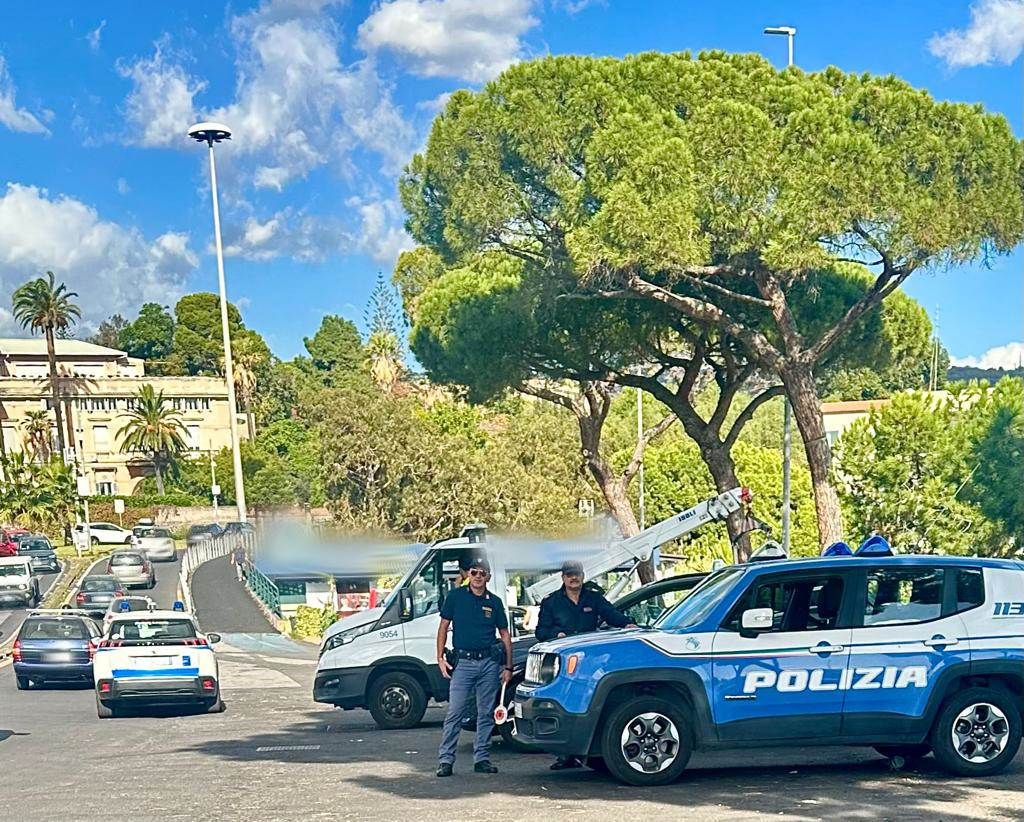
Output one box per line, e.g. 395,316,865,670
17,583,28,590
321,622,378,654
525,651,560,685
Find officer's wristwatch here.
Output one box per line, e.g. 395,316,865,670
503,666,513,672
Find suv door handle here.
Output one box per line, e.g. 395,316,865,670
923,636,959,648
810,643,844,654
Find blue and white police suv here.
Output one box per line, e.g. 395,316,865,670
93,602,224,718
514,544,1024,785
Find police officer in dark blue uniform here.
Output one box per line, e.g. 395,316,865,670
536,559,636,769
435,556,513,777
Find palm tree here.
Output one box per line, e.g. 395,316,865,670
230,332,266,440
12,272,81,455
20,409,53,461
116,384,188,494
367,330,404,394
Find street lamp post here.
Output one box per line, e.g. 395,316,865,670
188,122,247,523
763,26,796,554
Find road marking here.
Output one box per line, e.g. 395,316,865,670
256,745,321,752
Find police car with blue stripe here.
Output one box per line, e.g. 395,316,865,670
93,601,224,718
514,538,1024,785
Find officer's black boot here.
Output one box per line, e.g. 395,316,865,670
436,763,453,777
473,760,498,774
550,755,581,770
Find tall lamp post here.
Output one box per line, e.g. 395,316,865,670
188,122,247,523
763,25,796,554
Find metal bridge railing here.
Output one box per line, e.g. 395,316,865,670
245,561,282,617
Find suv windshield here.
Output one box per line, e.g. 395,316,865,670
111,619,197,640
20,539,52,552
0,564,29,577
21,618,90,640
142,528,171,539
110,554,144,566
656,567,745,632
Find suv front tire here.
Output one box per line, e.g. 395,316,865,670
930,686,1022,776
600,695,692,786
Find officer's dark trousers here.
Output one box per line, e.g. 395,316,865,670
437,658,501,765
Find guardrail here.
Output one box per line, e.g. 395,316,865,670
246,561,282,617
178,531,256,613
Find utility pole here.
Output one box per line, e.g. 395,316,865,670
765,24,796,554
210,445,220,523
636,387,645,530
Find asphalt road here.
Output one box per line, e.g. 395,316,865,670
3,556,1024,821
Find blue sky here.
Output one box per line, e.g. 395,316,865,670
0,0,1020,366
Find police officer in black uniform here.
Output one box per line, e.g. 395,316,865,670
435,556,513,777
536,559,636,769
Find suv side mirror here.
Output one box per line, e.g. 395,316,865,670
399,589,413,621
206,632,221,644
740,607,773,638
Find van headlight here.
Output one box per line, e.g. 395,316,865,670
321,622,377,654
17,583,28,590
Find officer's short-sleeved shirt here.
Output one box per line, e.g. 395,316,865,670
440,586,508,651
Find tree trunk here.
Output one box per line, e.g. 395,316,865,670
577,415,655,584
244,392,256,440
46,329,66,455
154,457,165,495
783,363,844,548
700,443,754,562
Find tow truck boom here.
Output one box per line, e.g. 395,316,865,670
525,487,749,602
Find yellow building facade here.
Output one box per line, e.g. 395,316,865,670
0,338,241,495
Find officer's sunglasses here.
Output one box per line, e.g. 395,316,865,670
468,568,488,577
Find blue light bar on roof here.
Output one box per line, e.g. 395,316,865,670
855,534,893,556
822,541,853,557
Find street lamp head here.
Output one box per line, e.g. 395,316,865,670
763,26,796,36
188,122,232,145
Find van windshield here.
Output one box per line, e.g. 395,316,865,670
0,564,29,577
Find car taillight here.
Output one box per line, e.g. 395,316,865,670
12,640,21,662
76,592,86,604
141,562,149,573
99,681,111,693
200,677,216,690
88,641,98,660
183,638,208,647
99,640,123,649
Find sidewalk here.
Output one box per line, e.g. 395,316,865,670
191,555,276,634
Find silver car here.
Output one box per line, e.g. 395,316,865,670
105,551,155,589
133,527,176,562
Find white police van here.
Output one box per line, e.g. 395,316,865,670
313,491,750,737
93,602,223,717
515,543,1024,784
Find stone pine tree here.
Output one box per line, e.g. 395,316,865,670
400,51,1023,548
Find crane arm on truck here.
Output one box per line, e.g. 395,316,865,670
525,487,751,603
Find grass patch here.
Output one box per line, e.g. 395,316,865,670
43,556,95,608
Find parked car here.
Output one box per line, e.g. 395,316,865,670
133,526,177,562
0,528,30,558
105,551,156,589
0,556,40,607
185,523,223,548
13,612,101,689
73,575,127,616
73,522,136,547
17,536,61,574
223,521,255,536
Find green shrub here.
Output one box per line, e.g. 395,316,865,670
292,603,340,638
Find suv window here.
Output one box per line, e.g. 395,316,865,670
21,618,90,640
620,582,701,628
112,619,197,640
863,567,943,626
0,564,30,577
955,568,984,613
725,574,845,633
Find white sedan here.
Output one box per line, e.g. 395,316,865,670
133,526,177,562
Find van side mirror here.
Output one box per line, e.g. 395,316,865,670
740,607,773,638
400,589,413,621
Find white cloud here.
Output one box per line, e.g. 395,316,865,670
0,184,196,334
929,0,1024,67
416,91,453,113
87,20,107,53
0,56,49,134
355,199,414,263
116,177,130,195
117,42,205,147
951,342,1024,370
358,0,538,82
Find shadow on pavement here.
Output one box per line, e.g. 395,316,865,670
176,710,1024,820
0,730,30,743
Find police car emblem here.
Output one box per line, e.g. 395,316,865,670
685,636,701,651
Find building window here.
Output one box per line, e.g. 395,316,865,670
124,397,137,411
93,425,110,453
200,398,211,411
184,398,199,411
187,424,201,451
96,481,115,496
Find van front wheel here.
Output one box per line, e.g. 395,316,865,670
368,672,427,730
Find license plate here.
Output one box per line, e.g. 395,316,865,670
134,656,174,669
513,702,522,719
44,652,71,663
